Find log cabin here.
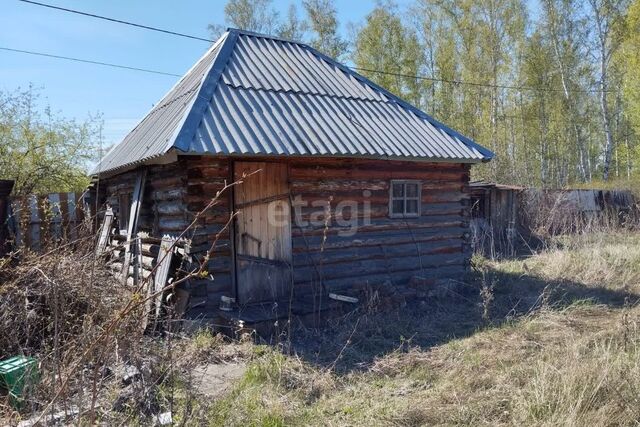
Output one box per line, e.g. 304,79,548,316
92,28,493,328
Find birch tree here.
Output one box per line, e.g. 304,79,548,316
540,0,591,181
278,4,306,41
622,0,640,136
303,0,348,59
353,2,425,107
587,0,628,180
208,0,280,37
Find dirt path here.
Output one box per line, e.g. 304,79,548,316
192,362,246,398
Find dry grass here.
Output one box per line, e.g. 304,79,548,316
205,231,640,426
2,226,640,425
0,239,252,425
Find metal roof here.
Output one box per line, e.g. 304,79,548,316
93,28,493,175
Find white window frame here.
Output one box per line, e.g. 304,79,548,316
389,180,421,218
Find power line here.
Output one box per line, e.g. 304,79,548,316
352,67,615,94
0,47,181,77
15,0,619,95
17,0,214,43
0,48,616,127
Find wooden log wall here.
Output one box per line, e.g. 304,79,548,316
288,158,471,299
100,157,233,319
108,234,164,285
182,157,233,318
100,156,472,318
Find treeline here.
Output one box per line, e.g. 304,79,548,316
213,0,640,188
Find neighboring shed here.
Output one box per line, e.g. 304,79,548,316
470,181,638,256
92,29,493,327
469,182,525,257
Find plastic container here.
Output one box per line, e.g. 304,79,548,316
0,356,39,408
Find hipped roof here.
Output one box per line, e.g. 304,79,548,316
93,28,493,175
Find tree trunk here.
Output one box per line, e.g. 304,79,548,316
546,7,588,182
600,60,615,181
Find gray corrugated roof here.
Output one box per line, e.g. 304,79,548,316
93,28,492,175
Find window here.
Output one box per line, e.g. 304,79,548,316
118,193,131,235
389,180,421,218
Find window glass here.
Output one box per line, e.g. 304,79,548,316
389,181,421,217
392,199,404,215
406,199,419,214
392,183,404,198
406,183,418,198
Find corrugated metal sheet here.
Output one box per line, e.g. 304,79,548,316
191,85,484,160
94,29,492,175
92,35,227,174
222,36,384,101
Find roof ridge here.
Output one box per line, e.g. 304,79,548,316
91,36,227,175
227,28,493,160
170,31,239,153
295,42,495,160
226,27,312,47
140,86,198,118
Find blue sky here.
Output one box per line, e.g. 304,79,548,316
1,0,397,147
1,0,535,148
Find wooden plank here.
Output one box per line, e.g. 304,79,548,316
121,169,147,284
292,226,466,252
135,233,144,288
235,192,289,210
96,207,114,256
152,235,175,330
329,293,358,303
293,239,463,267
291,218,464,237
25,195,38,250
68,192,80,240
236,257,291,304
234,161,292,304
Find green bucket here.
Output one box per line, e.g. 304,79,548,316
0,356,39,408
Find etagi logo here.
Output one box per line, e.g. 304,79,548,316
266,190,373,237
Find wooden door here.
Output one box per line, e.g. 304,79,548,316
234,162,292,304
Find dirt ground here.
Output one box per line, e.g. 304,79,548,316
192,362,246,399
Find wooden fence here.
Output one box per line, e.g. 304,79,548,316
7,192,92,251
